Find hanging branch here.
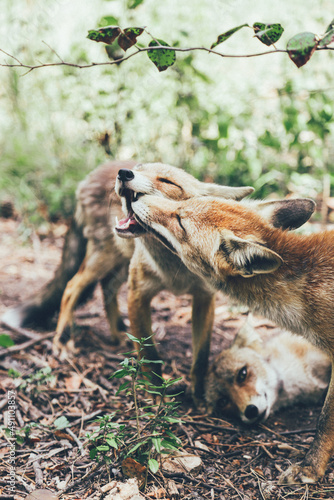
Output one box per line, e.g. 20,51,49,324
0,20,333,75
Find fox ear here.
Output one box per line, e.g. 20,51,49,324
200,183,254,201
233,317,262,349
253,198,316,230
219,231,283,277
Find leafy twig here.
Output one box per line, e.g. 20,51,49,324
1,45,333,75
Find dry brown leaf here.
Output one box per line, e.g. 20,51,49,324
121,457,146,488
64,373,82,391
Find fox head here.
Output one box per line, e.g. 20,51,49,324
114,163,254,238
205,320,280,423
130,195,315,284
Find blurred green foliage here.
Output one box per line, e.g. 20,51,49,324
0,0,333,230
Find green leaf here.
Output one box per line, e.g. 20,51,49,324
90,448,98,459
98,16,119,27
54,416,70,430
147,40,176,72
106,437,118,449
97,445,110,451
125,332,141,343
287,32,318,68
164,376,183,386
165,430,181,443
128,440,146,454
253,23,284,46
141,358,163,364
148,458,159,474
161,438,179,450
118,27,145,52
319,28,334,48
87,26,121,45
129,0,145,8
0,334,14,347
164,417,181,424
112,369,129,378
16,435,25,445
116,381,130,395
211,24,249,49
152,437,162,453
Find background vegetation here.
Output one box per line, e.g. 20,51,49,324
0,0,333,231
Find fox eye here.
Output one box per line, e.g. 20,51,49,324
176,213,186,233
158,178,181,188
237,366,247,384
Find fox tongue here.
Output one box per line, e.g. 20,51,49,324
116,215,138,231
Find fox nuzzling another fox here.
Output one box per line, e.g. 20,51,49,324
1,161,254,404
129,193,334,483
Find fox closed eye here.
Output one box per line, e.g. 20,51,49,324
176,213,186,234
158,178,182,189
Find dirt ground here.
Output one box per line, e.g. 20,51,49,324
1,217,334,500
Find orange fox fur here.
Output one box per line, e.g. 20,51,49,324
130,194,334,483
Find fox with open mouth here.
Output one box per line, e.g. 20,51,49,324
114,164,313,402
128,193,334,483
114,163,254,402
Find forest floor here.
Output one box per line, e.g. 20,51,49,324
0,217,334,500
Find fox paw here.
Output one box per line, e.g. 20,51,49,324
52,338,79,360
278,464,320,484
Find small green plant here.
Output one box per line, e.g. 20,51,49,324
8,368,21,378
18,366,55,394
87,333,183,487
2,422,39,445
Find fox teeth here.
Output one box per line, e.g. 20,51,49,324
115,216,119,225
133,191,138,201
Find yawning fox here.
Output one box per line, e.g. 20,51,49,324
128,193,334,483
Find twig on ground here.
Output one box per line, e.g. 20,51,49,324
67,409,104,428
60,462,103,494
0,331,55,357
1,321,44,340
182,419,238,433
29,453,43,487
65,427,85,457
161,469,227,494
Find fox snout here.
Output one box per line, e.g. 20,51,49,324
118,168,135,182
244,404,262,421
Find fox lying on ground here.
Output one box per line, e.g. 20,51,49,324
129,193,334,483
1,161,254,402
206,316,330,424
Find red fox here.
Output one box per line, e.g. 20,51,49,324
205,315,330,424
1,161,254,403
128,193,334,483
113,166,312,402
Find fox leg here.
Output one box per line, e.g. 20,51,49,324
279,358,334,484
191,292,216,405
128,264,163,380
101,265,129,344
54,240,124,357
54,258,99,357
